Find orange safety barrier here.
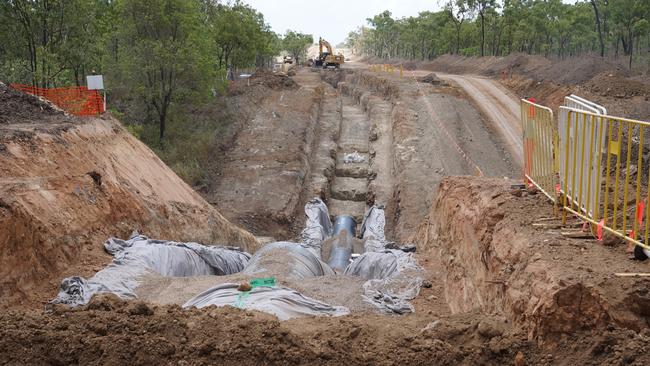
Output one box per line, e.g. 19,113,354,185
10,84,105,116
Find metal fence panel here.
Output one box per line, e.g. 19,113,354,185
521,99,557,202
558,96,607,218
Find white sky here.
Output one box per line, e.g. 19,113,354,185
241,0,579,46
242,0,441,45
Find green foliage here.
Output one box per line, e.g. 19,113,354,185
110,0,215,141
282,30,313,63
137,103,234,185
0,0,108,87
0,0,279,185
348,0,650,63
204,0,280,70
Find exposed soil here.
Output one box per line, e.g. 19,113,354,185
0,89,258,308
341,68,517,241
236,69,299,91
4,55,650,366
416,72,446,85
206,69,322,239
415,176,650,342
3,182,650,365
419,53,650,121
0,82,67,124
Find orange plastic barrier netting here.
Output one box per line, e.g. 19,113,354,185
10,84,105,116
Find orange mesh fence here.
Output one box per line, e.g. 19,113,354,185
10,84,105,116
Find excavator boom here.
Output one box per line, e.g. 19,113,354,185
315,37,344,69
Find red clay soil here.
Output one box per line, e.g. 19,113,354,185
414,176,650,344
0,86,258,308
1,259,650,365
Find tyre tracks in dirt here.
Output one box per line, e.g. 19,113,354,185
435,73,524,168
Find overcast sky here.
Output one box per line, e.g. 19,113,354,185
242,0,442,45
242,0,579,46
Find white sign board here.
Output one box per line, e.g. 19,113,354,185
86,75,104,90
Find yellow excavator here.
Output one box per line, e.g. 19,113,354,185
314,37,344,69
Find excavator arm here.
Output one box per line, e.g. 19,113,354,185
316,37,344,68
319,38,334,55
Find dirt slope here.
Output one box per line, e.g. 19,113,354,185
206,70,322,239
415,176,650,342
0,84,258,308
419,53,650,121
342,68,517,241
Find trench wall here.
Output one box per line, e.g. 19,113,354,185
415,176,650,343
0,117,259,307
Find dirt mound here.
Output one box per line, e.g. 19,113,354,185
0,101,258,308
247,69,298,90
422,53,650,120
535,55,628,85
416,72,447,85
0,82,67,124
585,72,650,98
0,295,489,365
423,53,625,86
2,293,650,365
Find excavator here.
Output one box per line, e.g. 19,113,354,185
314,37,344,69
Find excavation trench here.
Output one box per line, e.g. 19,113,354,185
6,67,648,347
50,68,432,320
53,199,423,318
312,68,650,343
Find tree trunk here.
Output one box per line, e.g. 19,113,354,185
629,33,633,70
590,0,605,57
479,12,485,57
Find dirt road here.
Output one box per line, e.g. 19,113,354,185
434,73,524,168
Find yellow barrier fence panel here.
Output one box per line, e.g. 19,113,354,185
556,108,650,251
521,99,557,202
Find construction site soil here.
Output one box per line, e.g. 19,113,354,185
413,53,650,121
0,85,258,308
2,60,650,365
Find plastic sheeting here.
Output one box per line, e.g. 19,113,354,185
345,250,423,314
183,283,349,320
52,234,251,306
343,151,366,163
299,198,332,253
359,205,388,252
346,205,424,314
51,199,423,318
243,241,335,279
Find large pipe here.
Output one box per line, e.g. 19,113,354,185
328,215,356,272
332,215,356,237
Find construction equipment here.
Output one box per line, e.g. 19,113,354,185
283,56,294,64
314,37,344,69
